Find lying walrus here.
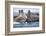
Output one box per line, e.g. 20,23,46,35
14,10,27,23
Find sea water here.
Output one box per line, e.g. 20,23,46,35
13,21,39,28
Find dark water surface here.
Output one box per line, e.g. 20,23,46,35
13,21,39,28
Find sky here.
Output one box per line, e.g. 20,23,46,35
13,8,39,16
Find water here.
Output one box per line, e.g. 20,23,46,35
13,21,39,28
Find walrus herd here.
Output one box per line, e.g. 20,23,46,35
13,10,39,23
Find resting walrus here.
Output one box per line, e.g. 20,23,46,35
14,10,27,23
